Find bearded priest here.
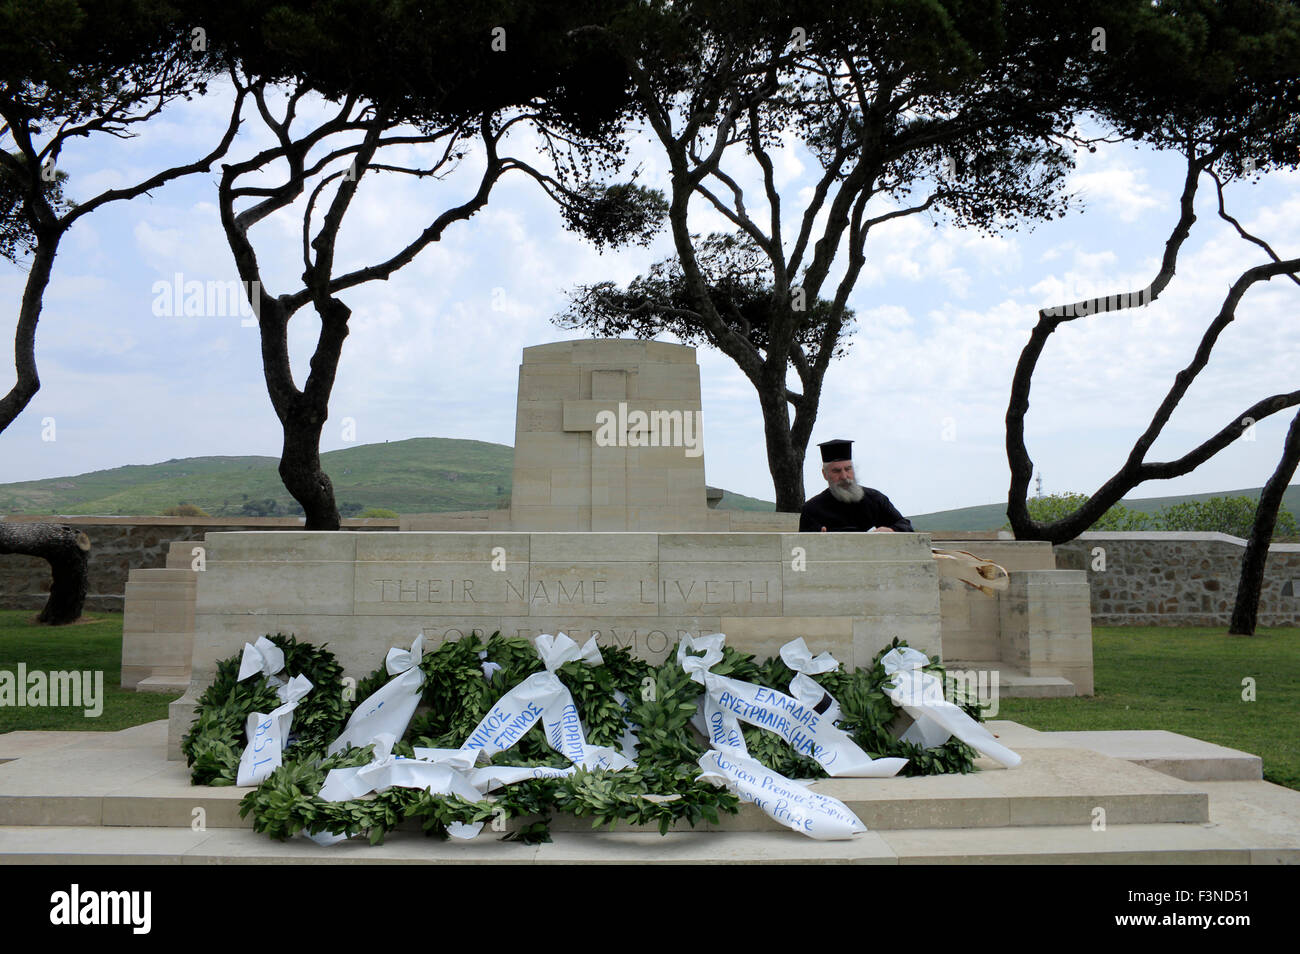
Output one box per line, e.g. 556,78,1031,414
798,439,914,533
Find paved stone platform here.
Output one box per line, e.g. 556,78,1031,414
0,721,1295,863
987,722,1265,782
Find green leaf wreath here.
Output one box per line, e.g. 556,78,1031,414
184,631,987,843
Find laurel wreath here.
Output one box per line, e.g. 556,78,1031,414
183,632,984,845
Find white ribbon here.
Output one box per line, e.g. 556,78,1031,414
411,747,479,770
780,637,838,677
359,751,483,808
466,763,577,792
780,637,844,724
314,630,639,845
237,673,313,786
534,633,632,768
384,632,426,676
680,635,748,754
535,632,603,671
327,633,426,755
457,634,632,772
682,635,906,779
459,670,558,757
881,646,930,676
310,736,485,844
697,750,866,841
457,668,631,772
237,635,285,683
880,648,1021,768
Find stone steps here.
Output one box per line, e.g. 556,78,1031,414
1,721,1295,863
943,660,1077,698
134,674,190,694
987,721,1265,782
0,723,1208,832
0,819,1282,864
0,755,1210,832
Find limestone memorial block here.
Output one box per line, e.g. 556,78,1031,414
167,527,944,757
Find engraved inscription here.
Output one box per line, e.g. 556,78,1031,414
410,626,492,651
640,578,774,604
509,626,702,657
370,573,774,609
373,579,483,603
373,578,609,606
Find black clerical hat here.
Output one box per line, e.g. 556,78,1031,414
818,439,853,463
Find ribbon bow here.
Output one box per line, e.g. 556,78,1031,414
780,637,843,721
237,635,285,682
275,672,314,706
880,646,932,677
385,632,425,676
780,637,839,676
678,633,725,683
535,632,604,672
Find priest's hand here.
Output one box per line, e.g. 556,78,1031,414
873,527,896,532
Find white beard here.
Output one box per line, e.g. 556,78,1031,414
828,480,865,504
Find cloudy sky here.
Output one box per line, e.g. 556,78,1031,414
2,77,1298,517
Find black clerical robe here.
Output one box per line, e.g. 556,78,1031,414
798,487,914,532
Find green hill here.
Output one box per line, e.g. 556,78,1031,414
715,489,775,512
0,438,514,516
909,502,1009,532
0,437,773,516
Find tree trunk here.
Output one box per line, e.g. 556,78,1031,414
253,287,348,532
276,296,351,531
0,522,91,624
756,377,805,513
0,230,59,436
1229,406,1300,635
280,409,341,531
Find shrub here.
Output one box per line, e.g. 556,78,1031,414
1016,492,1152,531
163,504,210,517
1155,496,1299,539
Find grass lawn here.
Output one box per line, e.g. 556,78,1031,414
1,612,1295,792
996,625,1300,791
0,609,178,732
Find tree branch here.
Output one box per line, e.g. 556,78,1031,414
1007,148,1210,536
1209,169,1300,289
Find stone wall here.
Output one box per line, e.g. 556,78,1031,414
0,516,399,613
1054,532,1300,626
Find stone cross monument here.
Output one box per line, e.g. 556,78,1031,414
511,340,710,531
